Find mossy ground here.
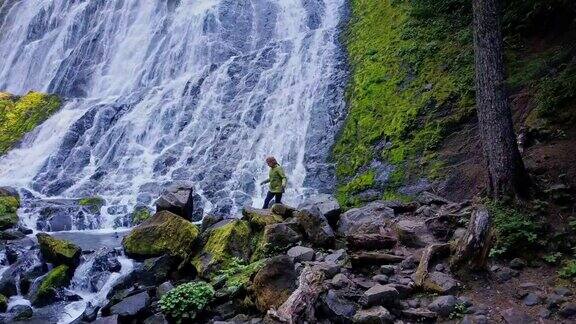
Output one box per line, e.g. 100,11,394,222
0,196,20,229
0,91,61,154
335,0,576,208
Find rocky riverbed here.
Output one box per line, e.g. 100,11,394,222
0,186,575,323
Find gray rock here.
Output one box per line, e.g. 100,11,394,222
417,192,450,206
93,315,120,324
352,306,393,323
109,291,151,320
143,313,169,324
559,303,576,318
359,284,399,307
320,289,358,322
546,293,565,309
494,267,519,283
298,194,341,225
461,314,488,324
434,264,445,272
554,287,572,297
338,201,395,236
156,281,174,299
501,308,535,323
522,293,540,306
287,246,315,262
428,295,457,317
422,271,460,294
401,308,438,321
394,220,427,247
271,203,295,218
11,304,33,321
155,184,202,221
332,273,353,288
509,258,526,270
202,214,223,231
372,274,389,284
380,265,395,276
262,223,302,251
538,308,551,319
325,249,347,264
295,206,335,247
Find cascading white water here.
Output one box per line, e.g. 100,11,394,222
0,0,347,230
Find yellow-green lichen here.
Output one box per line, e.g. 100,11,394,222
192,220,252,278
37,233,82,267
0,91,61,154
0,196,20,229
33,265,70,306
122,211,200,259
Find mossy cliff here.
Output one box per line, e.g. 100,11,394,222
0,91,61,155
335,0,576,208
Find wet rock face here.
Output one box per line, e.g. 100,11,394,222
36,233,82,268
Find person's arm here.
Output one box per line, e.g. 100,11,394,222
278,167,287,189
260,179,270,185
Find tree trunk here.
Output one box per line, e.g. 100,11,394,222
472,0,529,199
450,206,492,271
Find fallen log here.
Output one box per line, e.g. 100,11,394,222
266,265,326,323
351,251,405,267
413,243,452,287
450,206,492,271
346,234,397,251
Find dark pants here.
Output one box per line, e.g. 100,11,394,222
263,191,282,209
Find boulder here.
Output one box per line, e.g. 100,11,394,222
252,255,297,312
192,220,252,278
359,284,399,307
0,192,19,230
559,303,576,318
295,206,335,247
420,271,460,295
394,220,428,247
263,223,302,248
143,313,169,324
156,281,174,299
319,289,358,322
242,206,283,229
428,295,457,317
155,184,202,221
287,246,315,262
30,264,72,307
338,201,395,236
353,306,393,323
298,194,341,226
36,233,81,268
271,203,296,218
122,211,199,260
11,304,33,321
93,314,120,324
401,308,438,321
0,228,26,240
501,308,535,323
109,291,151,321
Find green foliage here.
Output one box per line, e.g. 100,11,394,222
449,302,468,320
336,171,376,208
543,252,564,264
487,201,541,258
0,196,20,230
131,207,151,225
558,259,576,279
0,91,61,154
216,257,264,291
159,281,214,321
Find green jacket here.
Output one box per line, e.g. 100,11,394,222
264,165,287,193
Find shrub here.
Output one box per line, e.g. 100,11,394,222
159,281,214,321
558,259,576,279
487,201,541,258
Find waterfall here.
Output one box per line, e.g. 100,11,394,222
0,0,347,229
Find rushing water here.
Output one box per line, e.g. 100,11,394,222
0,0,348,229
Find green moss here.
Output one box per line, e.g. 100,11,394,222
192,220,252,278
37,233,81,267
336,171,376,208
33,265,71,306
122,211,200,259
217,257,265,292
242,207,283,229
78,196,105,213
0,196,20,230
0,294,7,312
0,91,61,154
334,0,475,205
131,207,152,225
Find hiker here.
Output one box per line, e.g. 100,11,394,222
260,156,287,209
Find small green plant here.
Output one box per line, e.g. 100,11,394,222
449,302,468,320
217,257,264,291
558,259,576,279
543,252,563,265
159,281,214,321
487,201,541,258
131,207,151,225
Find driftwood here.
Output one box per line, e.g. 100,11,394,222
351,251,405,267
346,234,397,251
450,206,492,271
267,265,326,323
414,243,452,287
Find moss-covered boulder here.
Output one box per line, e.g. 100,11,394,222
130,206,152,225
122,211,199,260
30,265,71,307
0,293,7,312
37,233,81,268
242,206,283,229
192,219,252,278
252,255,297,312
0,190,19,230
78,196,105,213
